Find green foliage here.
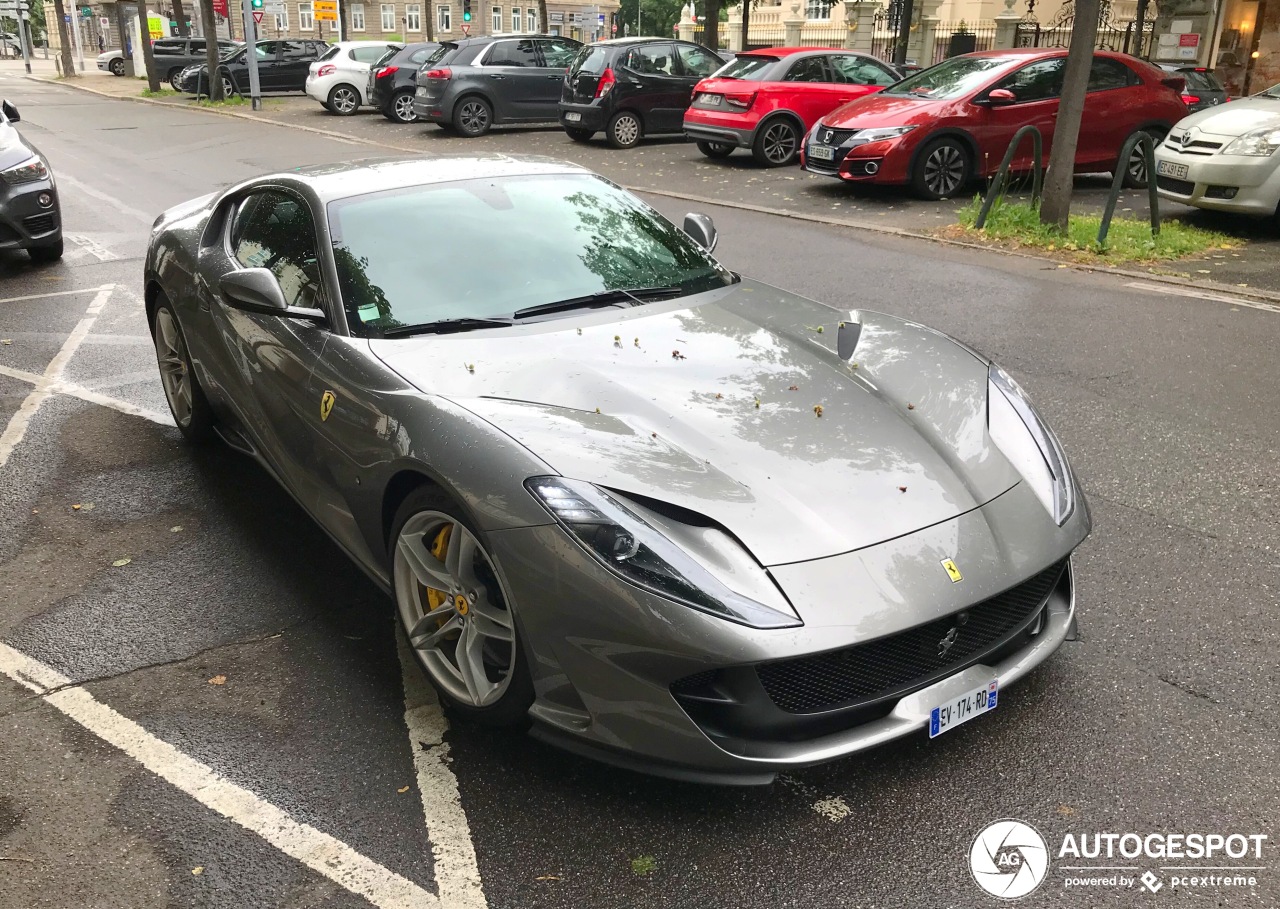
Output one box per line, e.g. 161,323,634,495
141,88,176,97
196,95,250,107
955,197,1237,263
383,32,403,41
630,855,658,876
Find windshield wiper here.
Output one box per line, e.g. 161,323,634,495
511,286,684,320
380,317,515,337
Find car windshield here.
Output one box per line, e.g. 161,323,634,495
713,55,778,80
327,174,735,335
1258,82,1280,99
882,55,1016,99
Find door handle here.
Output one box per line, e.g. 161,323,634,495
490,74,505,80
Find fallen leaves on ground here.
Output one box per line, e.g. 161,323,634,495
207,675,227,686
111,558,131,567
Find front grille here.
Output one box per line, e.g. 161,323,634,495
23,213,56,234
757,560,1067,714
1156,175,1195,196
816,128,856,145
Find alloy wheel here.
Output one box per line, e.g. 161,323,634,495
393,92,417,122
760,121,797,165
394,512,516,708
330,86,358,114
924,144,965,197
154,308,193,428
169,70,182,91
610,113,641,148
458,99,491,136
221,74,235,98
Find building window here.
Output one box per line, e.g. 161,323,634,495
492,4,501,31
511,6,520,30
805,0,832,19
381,3,395,30
526,6,535,30
274,6,289,30
437,4,451,31
406,3,421,30
299,1,314,30
351,2,366,29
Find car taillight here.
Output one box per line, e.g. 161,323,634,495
318,64,336,77
424,67,451,80
1181,93,1197,104
375,65,398,79
595,67,615,98
724,92,756,110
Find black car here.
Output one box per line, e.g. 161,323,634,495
560,38,728,148
368,41,440,123
412,35,583,137
178,39,330,96
1158,64,1228,112
0,100,61,263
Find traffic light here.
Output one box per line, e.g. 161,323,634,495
462,0,471,22
250,0,263,8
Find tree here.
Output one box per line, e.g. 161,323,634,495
136,0,162,92
50,0,73,76
198,0,223,100
703,0,719,50
537,0,547,33
1039,0,1100,231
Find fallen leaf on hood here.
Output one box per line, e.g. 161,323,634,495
1057,804,1075,816
813,405,823,417
207,675,227,686
898,486,908,493
788,385,799,391
0,339,11,345
466,363,475,373
72,504,82,511
672,350,686,359
714,393,723,400
907,403,915,410
754,398,761,408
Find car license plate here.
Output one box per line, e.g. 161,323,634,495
700,93,721,106
1157,160,1189,180
564,111,582,122
929,679,998,738
415,86,427,97
808,144,836,162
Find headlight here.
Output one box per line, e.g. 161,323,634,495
988,364,1075,525
0,155,48,185
1222,126,1280,156
527,477,801,629
849,125,916,147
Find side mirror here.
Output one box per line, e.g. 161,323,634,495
2,100,19,122
219,268,325,322
983,88,1017,106
682,212,718,253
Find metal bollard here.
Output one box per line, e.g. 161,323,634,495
974,125,1043,230
1097,132,1160,247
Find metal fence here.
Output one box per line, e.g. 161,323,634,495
931,22,997,64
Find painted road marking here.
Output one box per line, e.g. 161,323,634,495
0,362,174,426
54,172,156,225
66,233,122,262
0,642,439,909
0,286,117,304
1125,281,1280,315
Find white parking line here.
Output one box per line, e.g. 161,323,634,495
1124,281,1280,314
66,233,122,262
0,363,174,426
0,286,116,304
0,642,439,909
54,172,156,225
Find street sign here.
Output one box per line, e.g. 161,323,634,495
611,22,617,33
263,0,284,12
313,0,337,22
63,14,70,22
252,9,263,22
100,16,109,29
213,0,228,15
79,6,91,16
460,22,470,34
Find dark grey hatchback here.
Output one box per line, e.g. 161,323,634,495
0,100,61,264
412,35,582,136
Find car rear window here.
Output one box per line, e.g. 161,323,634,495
714,55,779,80
374,46,400,67
424,43,461,66
319,45,342,61
570,45,610,76
1181,70,1223,92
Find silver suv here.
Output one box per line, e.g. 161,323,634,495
413,35,581,136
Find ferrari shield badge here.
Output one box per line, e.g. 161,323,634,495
941,558,963,583
320,390,336,422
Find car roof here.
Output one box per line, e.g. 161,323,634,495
443,34,552,45
736,46,862,57
282,155,591,201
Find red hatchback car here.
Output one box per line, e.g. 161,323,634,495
801,49,1188,199
683,47,903,166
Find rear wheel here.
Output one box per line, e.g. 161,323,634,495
697,140,734,159
752,117,800,166
607,110,643,149
327,83,360,115
911,136,971,200
385,89,419,123
565,126,594,142
152,301,215,443
391,486,534,725
167,68,183,91
219,71,236,98
453,96,493,137
1121,128,1166,189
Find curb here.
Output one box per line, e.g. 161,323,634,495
27,73,1280,308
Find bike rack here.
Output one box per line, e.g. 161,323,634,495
1097,131,1160,246
974,125,1043,230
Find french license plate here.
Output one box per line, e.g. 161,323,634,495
700,93,722,106
1157,160,1189,180
808,144,836,162
415,86,427,97
929,679,998,738
564,111,582,122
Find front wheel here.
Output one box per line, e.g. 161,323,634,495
152,301,215,443
697,140,734,159
386,89,419,123
607,110,643,149
453,96,493,137
564,126,594,142
911,136,972,200
219,71,236,99
391,487,534,725
1121,128,1166,189
109,58,124,76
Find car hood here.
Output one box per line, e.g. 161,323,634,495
370,280,1020,566
819,92,953,129
1176,95,1280,136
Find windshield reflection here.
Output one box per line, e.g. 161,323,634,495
883,55,1014,99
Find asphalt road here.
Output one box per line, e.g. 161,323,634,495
0,74,1277,909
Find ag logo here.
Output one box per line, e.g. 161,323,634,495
970,819,1049,900
319,390,336,422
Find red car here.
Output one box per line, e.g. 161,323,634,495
683,47,903,167
801,49,1189,199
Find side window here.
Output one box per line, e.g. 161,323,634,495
627,44,677,75
537,38,579,68
486,39,540,67
189,40,207,55
231,192,323,310
408,47,433,64
993,57,1066,102
255,42,281,60
677,44,721,78
153,40,183,56
1088,57,1137,91
281,41,311,60
783,55,829,83
829,55,898,86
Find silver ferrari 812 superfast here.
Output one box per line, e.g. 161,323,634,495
145,156,1090,784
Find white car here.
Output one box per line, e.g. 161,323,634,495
1154,82,1280,221
305,40,401,115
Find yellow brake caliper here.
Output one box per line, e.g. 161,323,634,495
424,524,453,626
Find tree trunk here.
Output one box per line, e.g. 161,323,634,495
703,0,719,50
173,0,191,36
135,0,162,92
893,0,915,67
740,0,751,51
51,0,74,76
198,0,223,99
537,0,548,33
1039,0,1100,232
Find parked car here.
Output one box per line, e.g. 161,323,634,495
412,35,582,136
559,38,728,149
99,38,240,87
1157,64,1229,112
0,100,61,263
683,47,904,166
801,49,1188,200
368,42,441,123
143,154,1089,783
177,39,330,96
306,40,402,115
1153,81,1280,221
